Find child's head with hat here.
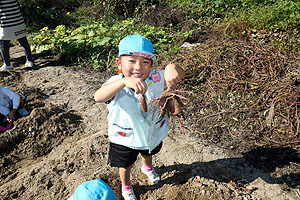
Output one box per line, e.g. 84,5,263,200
118,34,156,62
116,34,156,79
68,179,118,200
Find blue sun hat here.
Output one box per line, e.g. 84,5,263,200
118,34,157,62
68,179,118,200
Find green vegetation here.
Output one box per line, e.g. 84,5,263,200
30,19,190,70
20,0,300,69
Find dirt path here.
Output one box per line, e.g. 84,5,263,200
0,45,299,200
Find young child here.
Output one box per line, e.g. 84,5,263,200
94,34,185,200
0,86,29,128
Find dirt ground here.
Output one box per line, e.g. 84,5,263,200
0,43,300,200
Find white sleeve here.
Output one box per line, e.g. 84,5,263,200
104,74,123,85
1,87,20,109
102,74,123,104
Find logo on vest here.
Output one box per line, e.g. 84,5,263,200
151,72,161,82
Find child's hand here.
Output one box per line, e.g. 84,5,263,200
164,64,185,89
7,110,16,123
124,77,148,94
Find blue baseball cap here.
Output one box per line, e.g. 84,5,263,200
69,179,118,200
118,34,157,62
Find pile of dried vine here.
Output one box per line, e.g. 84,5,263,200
158,38,300,151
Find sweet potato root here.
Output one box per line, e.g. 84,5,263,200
151,89,190,134
141,94,147,112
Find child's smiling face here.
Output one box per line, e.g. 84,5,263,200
116,55,152,80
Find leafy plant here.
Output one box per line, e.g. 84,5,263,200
31,18,188,70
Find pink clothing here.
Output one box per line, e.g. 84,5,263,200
0,122,11,132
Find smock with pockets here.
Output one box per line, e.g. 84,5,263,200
105,69,169,152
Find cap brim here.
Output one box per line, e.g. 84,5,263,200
119,51,157,62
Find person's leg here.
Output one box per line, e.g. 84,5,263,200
0,40,11,66
141,154,156,174
17,37,33,62
140,142,163,184
140,154,160,185
119,165,132,186
140,142,163,167
119,165,137,199
141,154,152,167
108,142,138,199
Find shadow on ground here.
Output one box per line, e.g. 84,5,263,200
157,147,300,188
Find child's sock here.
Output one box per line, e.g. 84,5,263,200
143,165,153,172
122,183,132,191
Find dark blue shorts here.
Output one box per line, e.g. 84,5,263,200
108,142,163,168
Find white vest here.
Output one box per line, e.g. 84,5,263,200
106,70,169,152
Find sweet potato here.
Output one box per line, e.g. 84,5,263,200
141,94,147,112
151,89,190,134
